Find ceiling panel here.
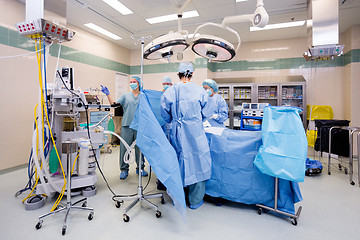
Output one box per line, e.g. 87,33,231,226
62,0,360,50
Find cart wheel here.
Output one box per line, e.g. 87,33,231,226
156,210,162,218
107,148,112,154
338,164,342,171
344,168,348,175
62,226,66,235
82,201,87,207
328,172,331,175
123,214,130,222
161,197,165,204
88,212,94,220
257,208,262,215
35,221,42,230
351,181,355,185
115,200,122,208
291,218,297,226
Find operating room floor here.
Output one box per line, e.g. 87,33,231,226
1,147,360,240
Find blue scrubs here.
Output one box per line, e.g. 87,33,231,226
207,93,228,127
161,82,213,207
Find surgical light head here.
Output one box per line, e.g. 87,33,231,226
143,32,189,62
192,34,237,62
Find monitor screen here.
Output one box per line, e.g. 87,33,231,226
243,103,250,109
251,104,258,109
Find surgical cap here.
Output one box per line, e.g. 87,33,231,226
178,62,194,73
131,76,142,90
162,76,172,84
202,79,218,92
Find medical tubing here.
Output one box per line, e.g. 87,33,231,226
104,130,133,164
43,39,50,119
35,41,65,195
36,40,67,211
15,150,34,197
50,42,62,128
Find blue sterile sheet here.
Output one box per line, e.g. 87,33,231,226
130,90,186,219
205,129,303,214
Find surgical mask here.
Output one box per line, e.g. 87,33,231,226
163,85,170,91
130,83,138,90
206,89,212,96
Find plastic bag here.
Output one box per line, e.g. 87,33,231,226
254,106,308,182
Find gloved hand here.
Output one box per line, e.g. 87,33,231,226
210,114,218,120
203,120,211,128
100,85,110,96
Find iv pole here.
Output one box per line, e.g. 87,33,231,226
114,37,164,222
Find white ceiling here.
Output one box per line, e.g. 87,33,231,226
43,0,360,50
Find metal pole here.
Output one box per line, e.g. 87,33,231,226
66,144,71,206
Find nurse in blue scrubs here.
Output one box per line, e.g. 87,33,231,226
101,76,148,180
202,79,228,128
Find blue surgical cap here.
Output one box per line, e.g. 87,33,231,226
178,62,194,73
202,79,218,92
131,76,142,90
162,76,172,84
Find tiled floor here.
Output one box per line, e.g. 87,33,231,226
0,147,359,240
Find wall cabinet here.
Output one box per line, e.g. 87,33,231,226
218,82,306,129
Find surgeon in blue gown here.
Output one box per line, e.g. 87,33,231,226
202,79,228,128
160,62,213,210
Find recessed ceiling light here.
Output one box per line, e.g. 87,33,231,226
146,10,199,24
250,20,306,31
103,0,133,15
236,0,248,2
84,23,122,40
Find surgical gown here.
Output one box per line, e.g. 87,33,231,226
207,93,228,127
160,82,213,187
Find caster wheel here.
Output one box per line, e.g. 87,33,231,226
351,181,355,185
344,168,348,175
156,211,162,218
161,197,165,204
115,200,122,208
88,212,94,220
35,221,42,230
257,208,262,215
82,201,87,207
123,214,130,222
107,148,112,154
338,164,342,171
62,227,66,235
291,218,297,226
328,172,331,175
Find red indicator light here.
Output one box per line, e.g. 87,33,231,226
45,27,49,30
18,26,21,28
20,29,22,32
51,30,54,32
52,26,55,29
32,27,35,30
62,34,65,37
22,25,25,27
27,28,30,31
46,23,50,27
26,24,29,26
31,23,33,26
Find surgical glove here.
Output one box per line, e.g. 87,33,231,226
203,120,211,128
210,114,218,120
101,85,110,96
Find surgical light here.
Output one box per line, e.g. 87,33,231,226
84,23,122,40
192,34,236,62
102,0,133,15
143,31,188,61
145,10,199,24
